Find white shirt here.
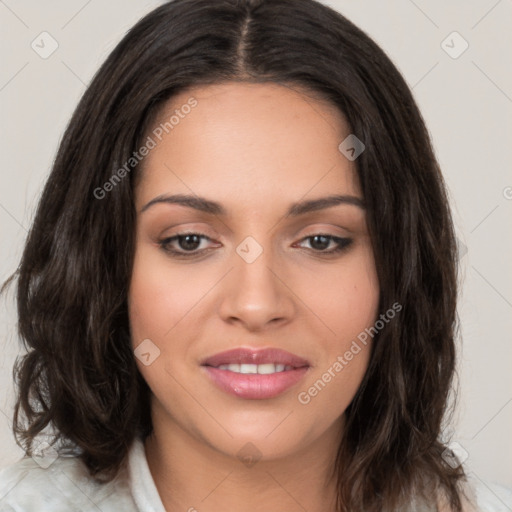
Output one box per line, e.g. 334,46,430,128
0,437,510,511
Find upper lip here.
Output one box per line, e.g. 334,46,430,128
201,347,310,368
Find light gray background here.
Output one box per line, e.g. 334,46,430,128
1,0,511,492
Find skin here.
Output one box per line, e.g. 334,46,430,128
128,82,380,512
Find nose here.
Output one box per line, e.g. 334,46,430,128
218,243,295,332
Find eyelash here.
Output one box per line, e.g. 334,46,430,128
158,232,353,258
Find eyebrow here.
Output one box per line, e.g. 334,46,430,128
140,193,365,216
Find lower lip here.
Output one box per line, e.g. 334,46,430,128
202,366,309,399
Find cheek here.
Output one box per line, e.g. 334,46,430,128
128,246,203,341
128,247,195,395
330,250,380,368
295,248,379,408
297,248,380,342
128,244,227,390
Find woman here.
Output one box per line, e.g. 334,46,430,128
0,0,508,510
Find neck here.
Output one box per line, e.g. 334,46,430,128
144,410,342,512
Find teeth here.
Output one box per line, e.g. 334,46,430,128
216,363,293,374
257,363,277,374
240,364,258,374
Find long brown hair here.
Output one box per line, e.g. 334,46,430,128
2,0,465,510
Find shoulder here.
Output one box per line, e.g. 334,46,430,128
470,478,512,512
0,451,137,512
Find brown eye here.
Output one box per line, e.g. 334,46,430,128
297,234,353,254
176,234,202,251
309,235,331,251
159,233,214,256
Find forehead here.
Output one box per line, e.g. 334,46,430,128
136,81,361,207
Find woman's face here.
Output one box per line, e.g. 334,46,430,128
129,82,379,462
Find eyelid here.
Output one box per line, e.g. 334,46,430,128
293,233,353,253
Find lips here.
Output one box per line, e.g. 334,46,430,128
201,347,310,368
201,347,310,400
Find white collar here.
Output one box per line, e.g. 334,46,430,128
127,437,167,512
